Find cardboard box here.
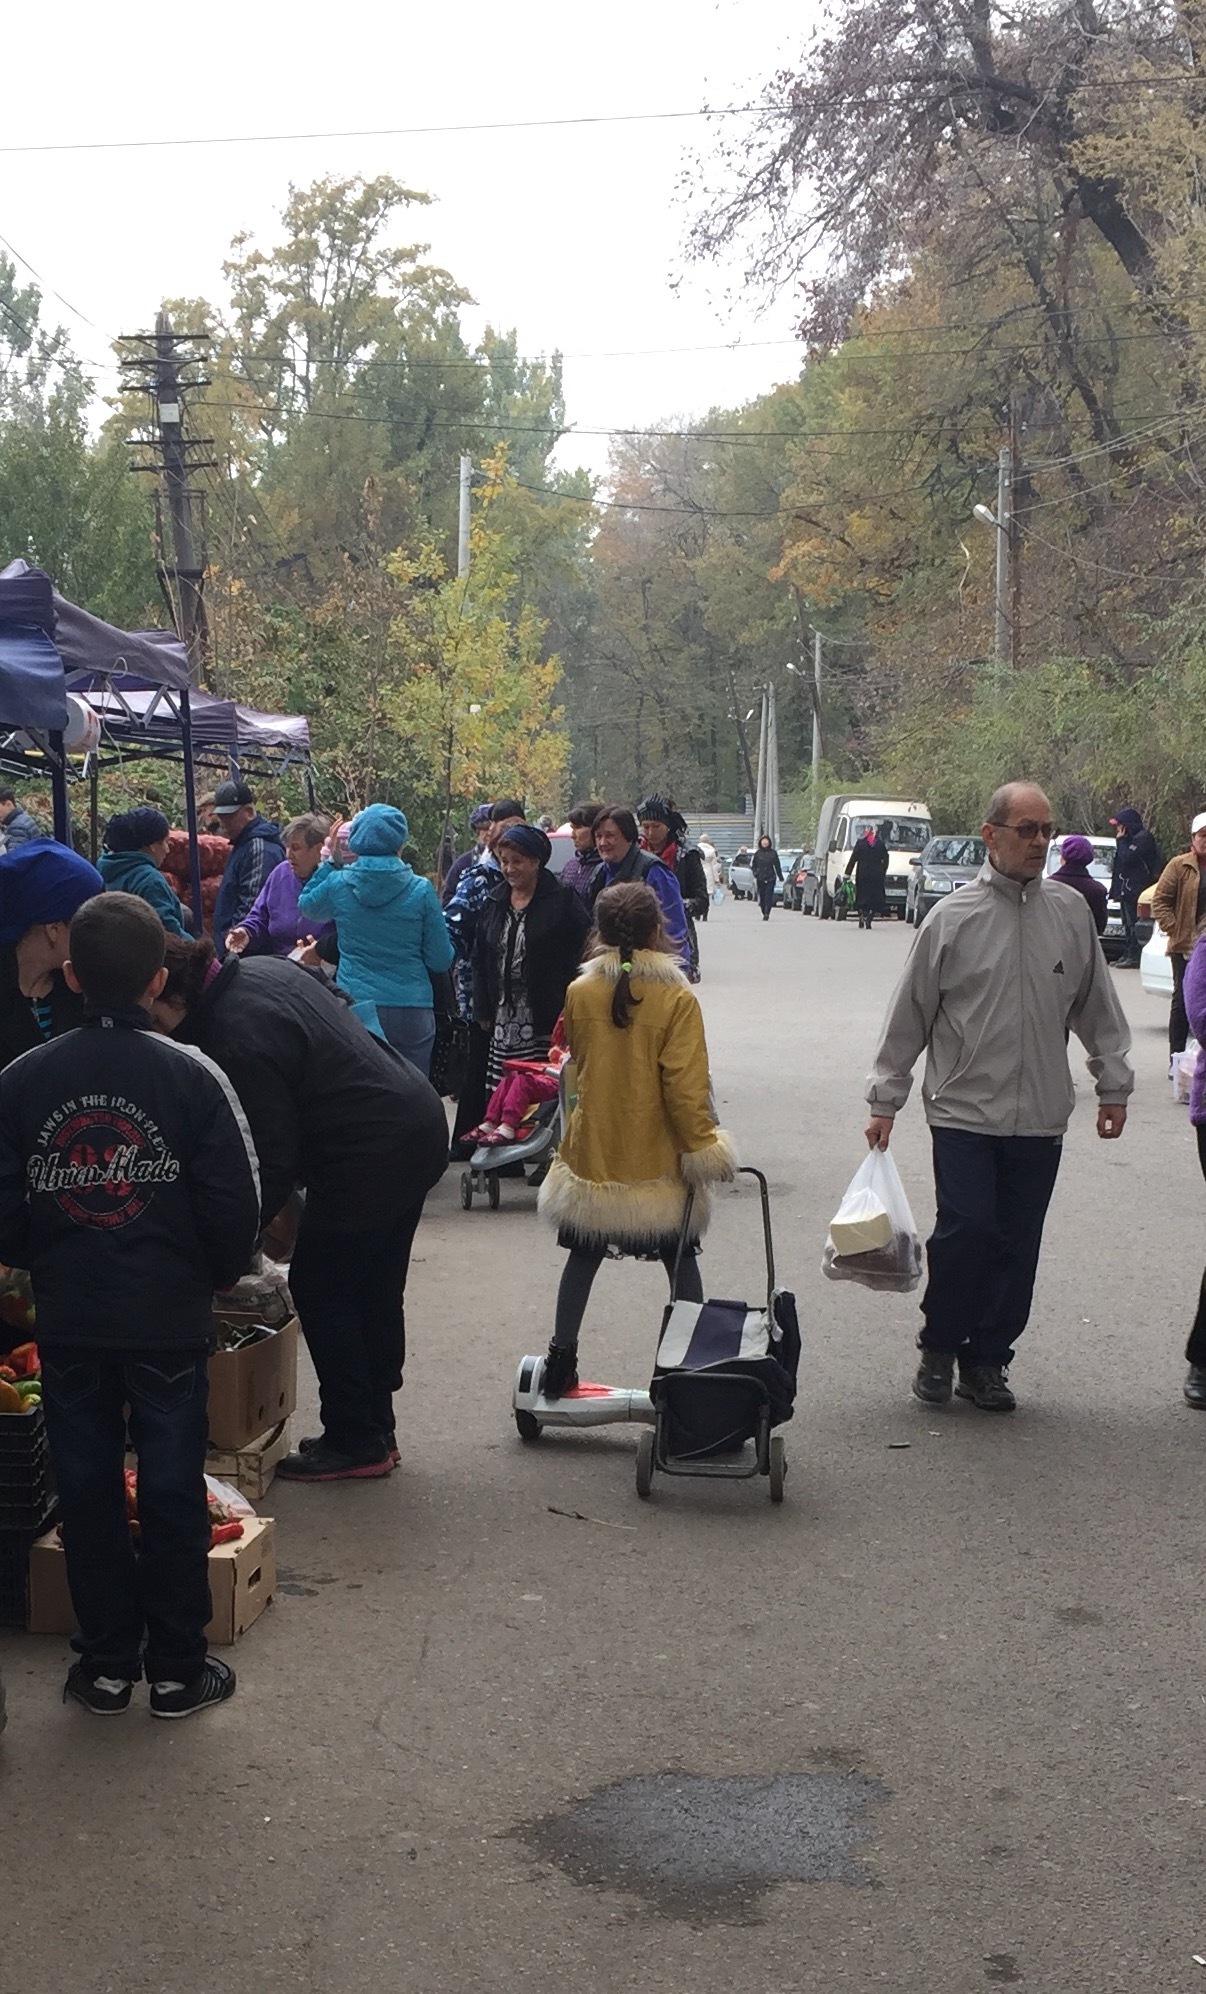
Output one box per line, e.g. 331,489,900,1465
207,1319,298,1451
27,1516,276,1645
205,1419,292,1500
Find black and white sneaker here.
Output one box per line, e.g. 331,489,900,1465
150,1657,236,1720
63,1662,134,1715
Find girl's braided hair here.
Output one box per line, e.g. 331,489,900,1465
592,882,675,1028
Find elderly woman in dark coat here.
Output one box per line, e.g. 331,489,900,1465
472,824,590,1088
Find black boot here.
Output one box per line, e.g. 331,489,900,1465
542,1342,579,1399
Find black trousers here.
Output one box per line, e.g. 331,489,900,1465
1170,952,1190,1056
756,878,776,919
1186,1123,1206,1365
921,1129,1062,1368
289,1199,425,1455
41,1348,211,1683
451,1022,490,1153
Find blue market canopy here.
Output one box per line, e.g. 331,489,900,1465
0,564,69,733
0,558,190,690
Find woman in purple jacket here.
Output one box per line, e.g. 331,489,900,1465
224,813,335,959
1179,924,1206,1405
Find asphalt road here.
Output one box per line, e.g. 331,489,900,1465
3,899,1202,1994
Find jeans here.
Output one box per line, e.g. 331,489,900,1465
289,1199,426,1455
1170,953,1190,1056
1119,893,1141,961
921,1129,1063,1368
376,1005,436,1078
41,1348,211,1683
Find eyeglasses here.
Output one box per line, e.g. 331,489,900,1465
993,819,1054,840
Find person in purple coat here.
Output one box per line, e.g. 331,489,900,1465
1050,835,1108,935
1179,924,1206,1405
224,813,335,959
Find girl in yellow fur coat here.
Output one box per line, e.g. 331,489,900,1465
537,880,738,1395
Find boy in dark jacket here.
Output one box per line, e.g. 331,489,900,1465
0,894,261,1717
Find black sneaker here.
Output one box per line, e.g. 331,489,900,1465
150,1657,236,1720
912,1348,955,1404
63,1663,134,1715
299,1430,401,1465
276,1442,394,1481
1184,1365,1206,1407
955,1364,1017,1412
541,1343,579,1400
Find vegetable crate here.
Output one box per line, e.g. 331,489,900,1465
0,1407,56,1531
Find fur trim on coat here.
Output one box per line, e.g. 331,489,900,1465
578,945,687,987
539,1130,739,1249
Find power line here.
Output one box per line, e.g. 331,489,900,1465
0,77,1199,157
0,105,772,159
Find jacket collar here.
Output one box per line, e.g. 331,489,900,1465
82,1003,153,1031
580,946,687,987
982,858,1044,904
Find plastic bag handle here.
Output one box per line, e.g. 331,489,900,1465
670,1165,775,1314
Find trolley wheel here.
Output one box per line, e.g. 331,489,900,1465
515,1409,542,1444
460,1171,474,1210
635,1428,655,1499
487,1173,501,1210
768,1434,786,1503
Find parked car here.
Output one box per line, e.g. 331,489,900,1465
776,850,803,906
783,851,817,911
1043,835,1130,961
729,848,754,899
905,835,985,925
1140,921,1174,997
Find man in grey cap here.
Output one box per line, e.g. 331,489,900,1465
864,780,1133,1413
1151,812,1206,1062
210,781,285,955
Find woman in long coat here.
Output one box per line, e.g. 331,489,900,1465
845,823,891,929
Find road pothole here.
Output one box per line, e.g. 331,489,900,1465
519,1770,889,1921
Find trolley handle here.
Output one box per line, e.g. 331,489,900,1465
669,1165,776,1316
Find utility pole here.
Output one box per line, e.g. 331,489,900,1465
993,443,1011,667
1008,395,1022,669
753,686,769,840
811,629,823,782
457,455,472,578
121,316,215,686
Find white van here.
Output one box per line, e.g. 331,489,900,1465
814,796,933,918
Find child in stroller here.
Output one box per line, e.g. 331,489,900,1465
467,1025,569,1147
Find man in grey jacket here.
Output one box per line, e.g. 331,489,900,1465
864,782,1133,1412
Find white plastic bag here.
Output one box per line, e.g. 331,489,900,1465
822,1148,923,1293
1172,1037,1200,1105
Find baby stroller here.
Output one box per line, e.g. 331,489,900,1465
638,1166,800,1502
460,1060,574,1211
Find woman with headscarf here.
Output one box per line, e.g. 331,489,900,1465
587,805,691,967
297,803,454,1077
224,813,334,959
0,841,104,1068
1050,835,1108,935
472,824,590,1089
98,807,188,936
751,835,784,921
637,794,709,980
844,823,890,930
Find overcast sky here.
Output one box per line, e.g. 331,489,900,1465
5,0,810,481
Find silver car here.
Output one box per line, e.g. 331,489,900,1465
905,835,985,925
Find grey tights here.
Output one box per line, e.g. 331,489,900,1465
553,1243,704,1349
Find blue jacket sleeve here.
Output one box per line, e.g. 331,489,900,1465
420,880,455,974
297,861,342,921
648,864,689,961
144,868,188,938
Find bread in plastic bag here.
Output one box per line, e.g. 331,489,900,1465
1172,1037,1200,1105
822,1147,923,1293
